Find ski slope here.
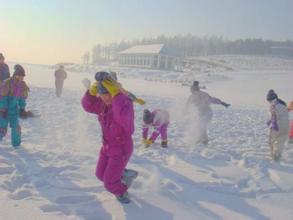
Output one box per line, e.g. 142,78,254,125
0,61,293,220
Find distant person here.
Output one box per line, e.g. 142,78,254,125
266,90,289,161
0,64,29,147
0,53,10,81
287,99,293,143
142,109,170,148
186,81,230,144
54,65,67,97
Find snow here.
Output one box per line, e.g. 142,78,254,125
1,56,293,220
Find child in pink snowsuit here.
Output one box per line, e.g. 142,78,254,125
81,74,134,203
142,109,170,148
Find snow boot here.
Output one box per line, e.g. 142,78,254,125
272,152,281,162
116,192,131,204
123,169,138,187
161,140,168,148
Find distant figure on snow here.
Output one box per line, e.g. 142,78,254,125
0,64,29,147
266,90,289,161
0,53,10,82
54,65,67,97
142,109,170,148
186,81,230,144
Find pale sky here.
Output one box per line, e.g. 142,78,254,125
1,0,292,65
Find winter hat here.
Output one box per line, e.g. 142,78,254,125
190,81,199,93
97,81,109,94
143,109,153,124
95,71,110,81
266,89,278,101
0,53,4,60
13,64,25,76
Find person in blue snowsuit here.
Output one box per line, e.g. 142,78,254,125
0,64,29,147
0,53,10,81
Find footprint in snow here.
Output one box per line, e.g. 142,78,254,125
8,189,34,200
55,195,96,205
0,166,15,175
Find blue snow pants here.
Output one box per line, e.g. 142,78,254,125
0,96,25,147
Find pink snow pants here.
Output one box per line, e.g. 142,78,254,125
96,147,132,196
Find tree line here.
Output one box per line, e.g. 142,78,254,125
83,34,293,64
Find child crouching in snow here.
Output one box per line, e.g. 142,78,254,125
81,72,137,204
266,90,289,161
0,64,29,147
142,109,170,148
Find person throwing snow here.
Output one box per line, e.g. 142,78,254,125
186,81,230,144
81,71,137,204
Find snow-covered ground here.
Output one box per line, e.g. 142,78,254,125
1,57,293,220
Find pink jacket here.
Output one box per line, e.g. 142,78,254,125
81,91,134,156
142,109,169,141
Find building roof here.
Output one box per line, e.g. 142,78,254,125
119,44,165,55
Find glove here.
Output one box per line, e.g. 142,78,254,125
145,139,153,148
222,102,230,108
101,79,120,97
82,78,91,90
134,98,146,105
89,82,98,96
271,121,279,131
